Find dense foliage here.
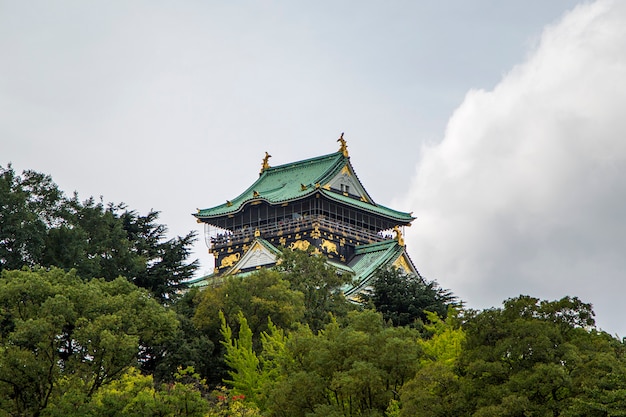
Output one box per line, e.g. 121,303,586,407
2,165,626,416
367,267,456,326
0,164,198,302
0,267,178,416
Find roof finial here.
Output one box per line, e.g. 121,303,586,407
337,132,348,157
393,225,405,246
260,151,272,174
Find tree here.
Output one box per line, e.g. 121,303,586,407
194,269,305,342
265,310,423,417
457,296,626,417
275,248,355,332
368,268,456,327
0,164,198,302
45,367,210,417
0,267,179,417
151,288,216,384
192,269,305,386
44,197,198,303
0,165,65,270
399,311,467,417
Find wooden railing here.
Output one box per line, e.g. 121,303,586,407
209,215,386,248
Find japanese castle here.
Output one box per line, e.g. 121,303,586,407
191,135,419,296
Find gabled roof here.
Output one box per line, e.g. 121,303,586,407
223,238,281,275
343,240,418,297
194,150,414,224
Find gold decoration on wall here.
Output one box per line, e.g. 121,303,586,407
311,225,321,239
254,228,260,237
289,240,310,251
321,239,338,255
279,237,287,246
220,253,241,268
260,151,271,174
393,255,412,273
337,132,349,157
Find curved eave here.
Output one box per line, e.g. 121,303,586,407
195,189,414,225
194,189,318,220
319,190,415,224
195,151,347,219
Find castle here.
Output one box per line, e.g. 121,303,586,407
191,135,419,296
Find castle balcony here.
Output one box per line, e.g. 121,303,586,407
205,215,388,250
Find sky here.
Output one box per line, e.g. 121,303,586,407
3,1,625,335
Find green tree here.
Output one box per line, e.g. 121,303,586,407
0,267,179,417
266,310,423,417
152,288,216,384
193,269,305,386
0,165,65,270
219,311,292,413
220,312,264,407
457,296,626,417
399,311,467,417
194,269,305,341
368,268,456,327
45,367,210,417
275,248,355,332
44,197,198,303
0,165,198,302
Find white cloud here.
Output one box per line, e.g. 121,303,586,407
402,0,626,336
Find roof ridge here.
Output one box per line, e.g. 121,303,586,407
264,151,345,174
354,239,399,254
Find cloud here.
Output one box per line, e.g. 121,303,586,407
402,0,626,335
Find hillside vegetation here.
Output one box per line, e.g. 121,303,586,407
1,165,625,417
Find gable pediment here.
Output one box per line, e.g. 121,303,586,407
228,239,278,274
326,164,371,202
392,252,418,275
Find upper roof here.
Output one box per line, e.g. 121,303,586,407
194,149,414,224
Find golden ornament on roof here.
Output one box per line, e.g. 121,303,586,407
260,151,272,174
337,132,349,157
393,225,405,246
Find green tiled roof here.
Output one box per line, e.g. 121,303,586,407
321,191,414,222
343,240,406,296
194,151,414,223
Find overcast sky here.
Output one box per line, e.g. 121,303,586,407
4,1,626,335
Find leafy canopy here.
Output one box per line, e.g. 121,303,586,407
0,164,198,302
0,267,178,416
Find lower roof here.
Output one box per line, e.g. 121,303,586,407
186,238,419,298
